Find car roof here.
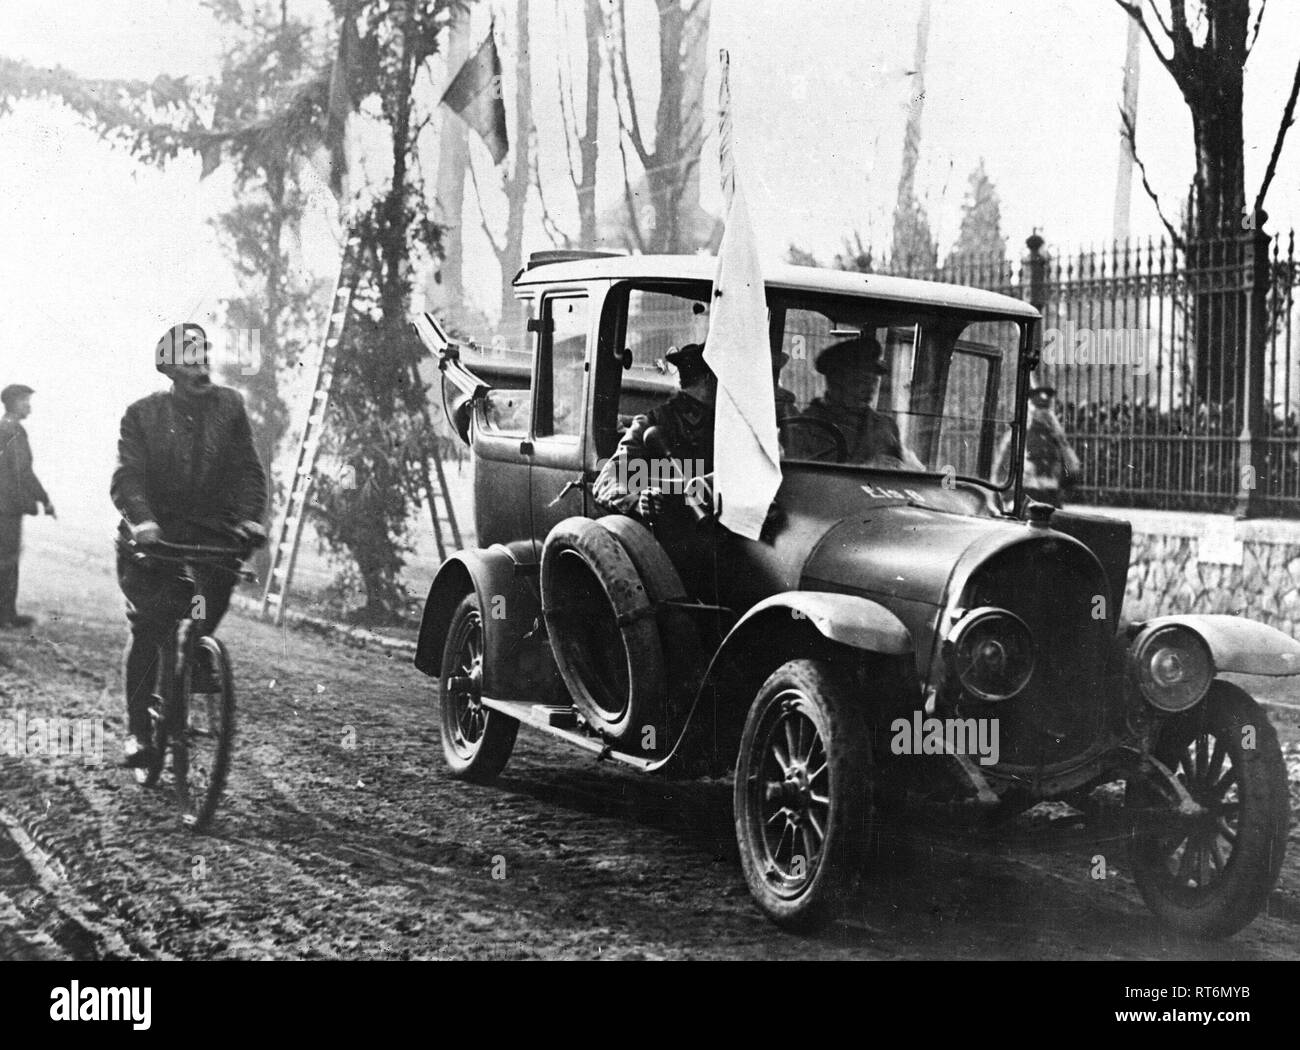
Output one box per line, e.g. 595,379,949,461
514,254,1039,319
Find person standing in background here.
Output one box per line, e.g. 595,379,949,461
995,384,1082,508
0,384,55,629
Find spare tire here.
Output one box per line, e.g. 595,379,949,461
541,516,667,744
595,516,705,754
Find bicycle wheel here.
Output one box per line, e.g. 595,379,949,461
172,634,236,831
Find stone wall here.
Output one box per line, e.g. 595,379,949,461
1078,507,1300,637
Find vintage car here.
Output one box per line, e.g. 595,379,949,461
412,250,1299,936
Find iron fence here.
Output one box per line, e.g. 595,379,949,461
876,227,1300,516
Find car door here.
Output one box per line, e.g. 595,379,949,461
527,289,593,549
464,301,536,551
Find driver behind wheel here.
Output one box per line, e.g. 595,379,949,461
789,336,924,468
110,323,268,767
593,341,715,525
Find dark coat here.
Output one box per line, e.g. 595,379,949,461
111,387,267,532
0,418,49,516
795,398,906,464
593,391,715,517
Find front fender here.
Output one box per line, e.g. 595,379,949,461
654,592,915,777
1137,614,1300,677
413,545,555,700
735,593,913,655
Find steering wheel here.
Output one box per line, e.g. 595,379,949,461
777,415,849,463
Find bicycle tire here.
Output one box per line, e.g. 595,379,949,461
173,635,236,832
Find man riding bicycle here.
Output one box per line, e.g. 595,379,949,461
111,323,268,767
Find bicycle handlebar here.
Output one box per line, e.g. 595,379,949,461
142,538,251,557
123,536,259,582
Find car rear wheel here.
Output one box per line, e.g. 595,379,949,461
438,594,517,783
1128,682,1288,939
734,659,875,931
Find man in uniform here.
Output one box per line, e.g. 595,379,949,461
994,384,1081,508
593,342,715,524
0,384,55,629
791,336,923,468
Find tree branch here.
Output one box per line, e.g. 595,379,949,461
1254,51,1300,216
466,154,505,260
1247,0,1268,58
613,101,647,254
611,0,651,167
1146,0,1173,41
555,49,583,193
1112,0,1178,78
530,124,572,248
1120,107,1186,250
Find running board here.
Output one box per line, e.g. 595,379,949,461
479,697,659,772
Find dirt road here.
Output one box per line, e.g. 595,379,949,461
2,530,1298,960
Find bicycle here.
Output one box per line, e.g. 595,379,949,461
124,536,255,831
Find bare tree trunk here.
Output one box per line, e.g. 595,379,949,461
498,0,531,333
1113,0,1255,402
576,0,601,248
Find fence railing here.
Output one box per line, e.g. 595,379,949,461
875,228,1300,517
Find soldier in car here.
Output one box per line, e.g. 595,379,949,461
593,341,715,524
792,336,923,467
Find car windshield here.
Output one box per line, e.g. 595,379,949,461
619,284,1025,487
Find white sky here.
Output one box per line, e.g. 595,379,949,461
2,0,1299,524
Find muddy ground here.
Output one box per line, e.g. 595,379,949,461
2,526,1299,960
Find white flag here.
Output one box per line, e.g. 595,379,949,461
704,51,782,540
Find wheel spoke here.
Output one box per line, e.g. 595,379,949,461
1207,735,1226,782
1213,767,1238,797
775,820,794,862
1194,735,1209,788
784,719,799,766
805,809,825,845
771,743,792,776
809,792,830,807
800,825,819,867
803,729,821,766
808,761,827,783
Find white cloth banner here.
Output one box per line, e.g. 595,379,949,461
705,177,782,540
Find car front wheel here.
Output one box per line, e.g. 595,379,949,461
1128,681,1289,939
734,659,875,931
438,594,518,783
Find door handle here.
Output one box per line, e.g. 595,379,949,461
548,475,588,508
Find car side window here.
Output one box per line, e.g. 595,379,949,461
535,294,589,440
475,298,536,437
618,289,704,423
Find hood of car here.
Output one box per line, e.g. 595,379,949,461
800,503,1030,609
